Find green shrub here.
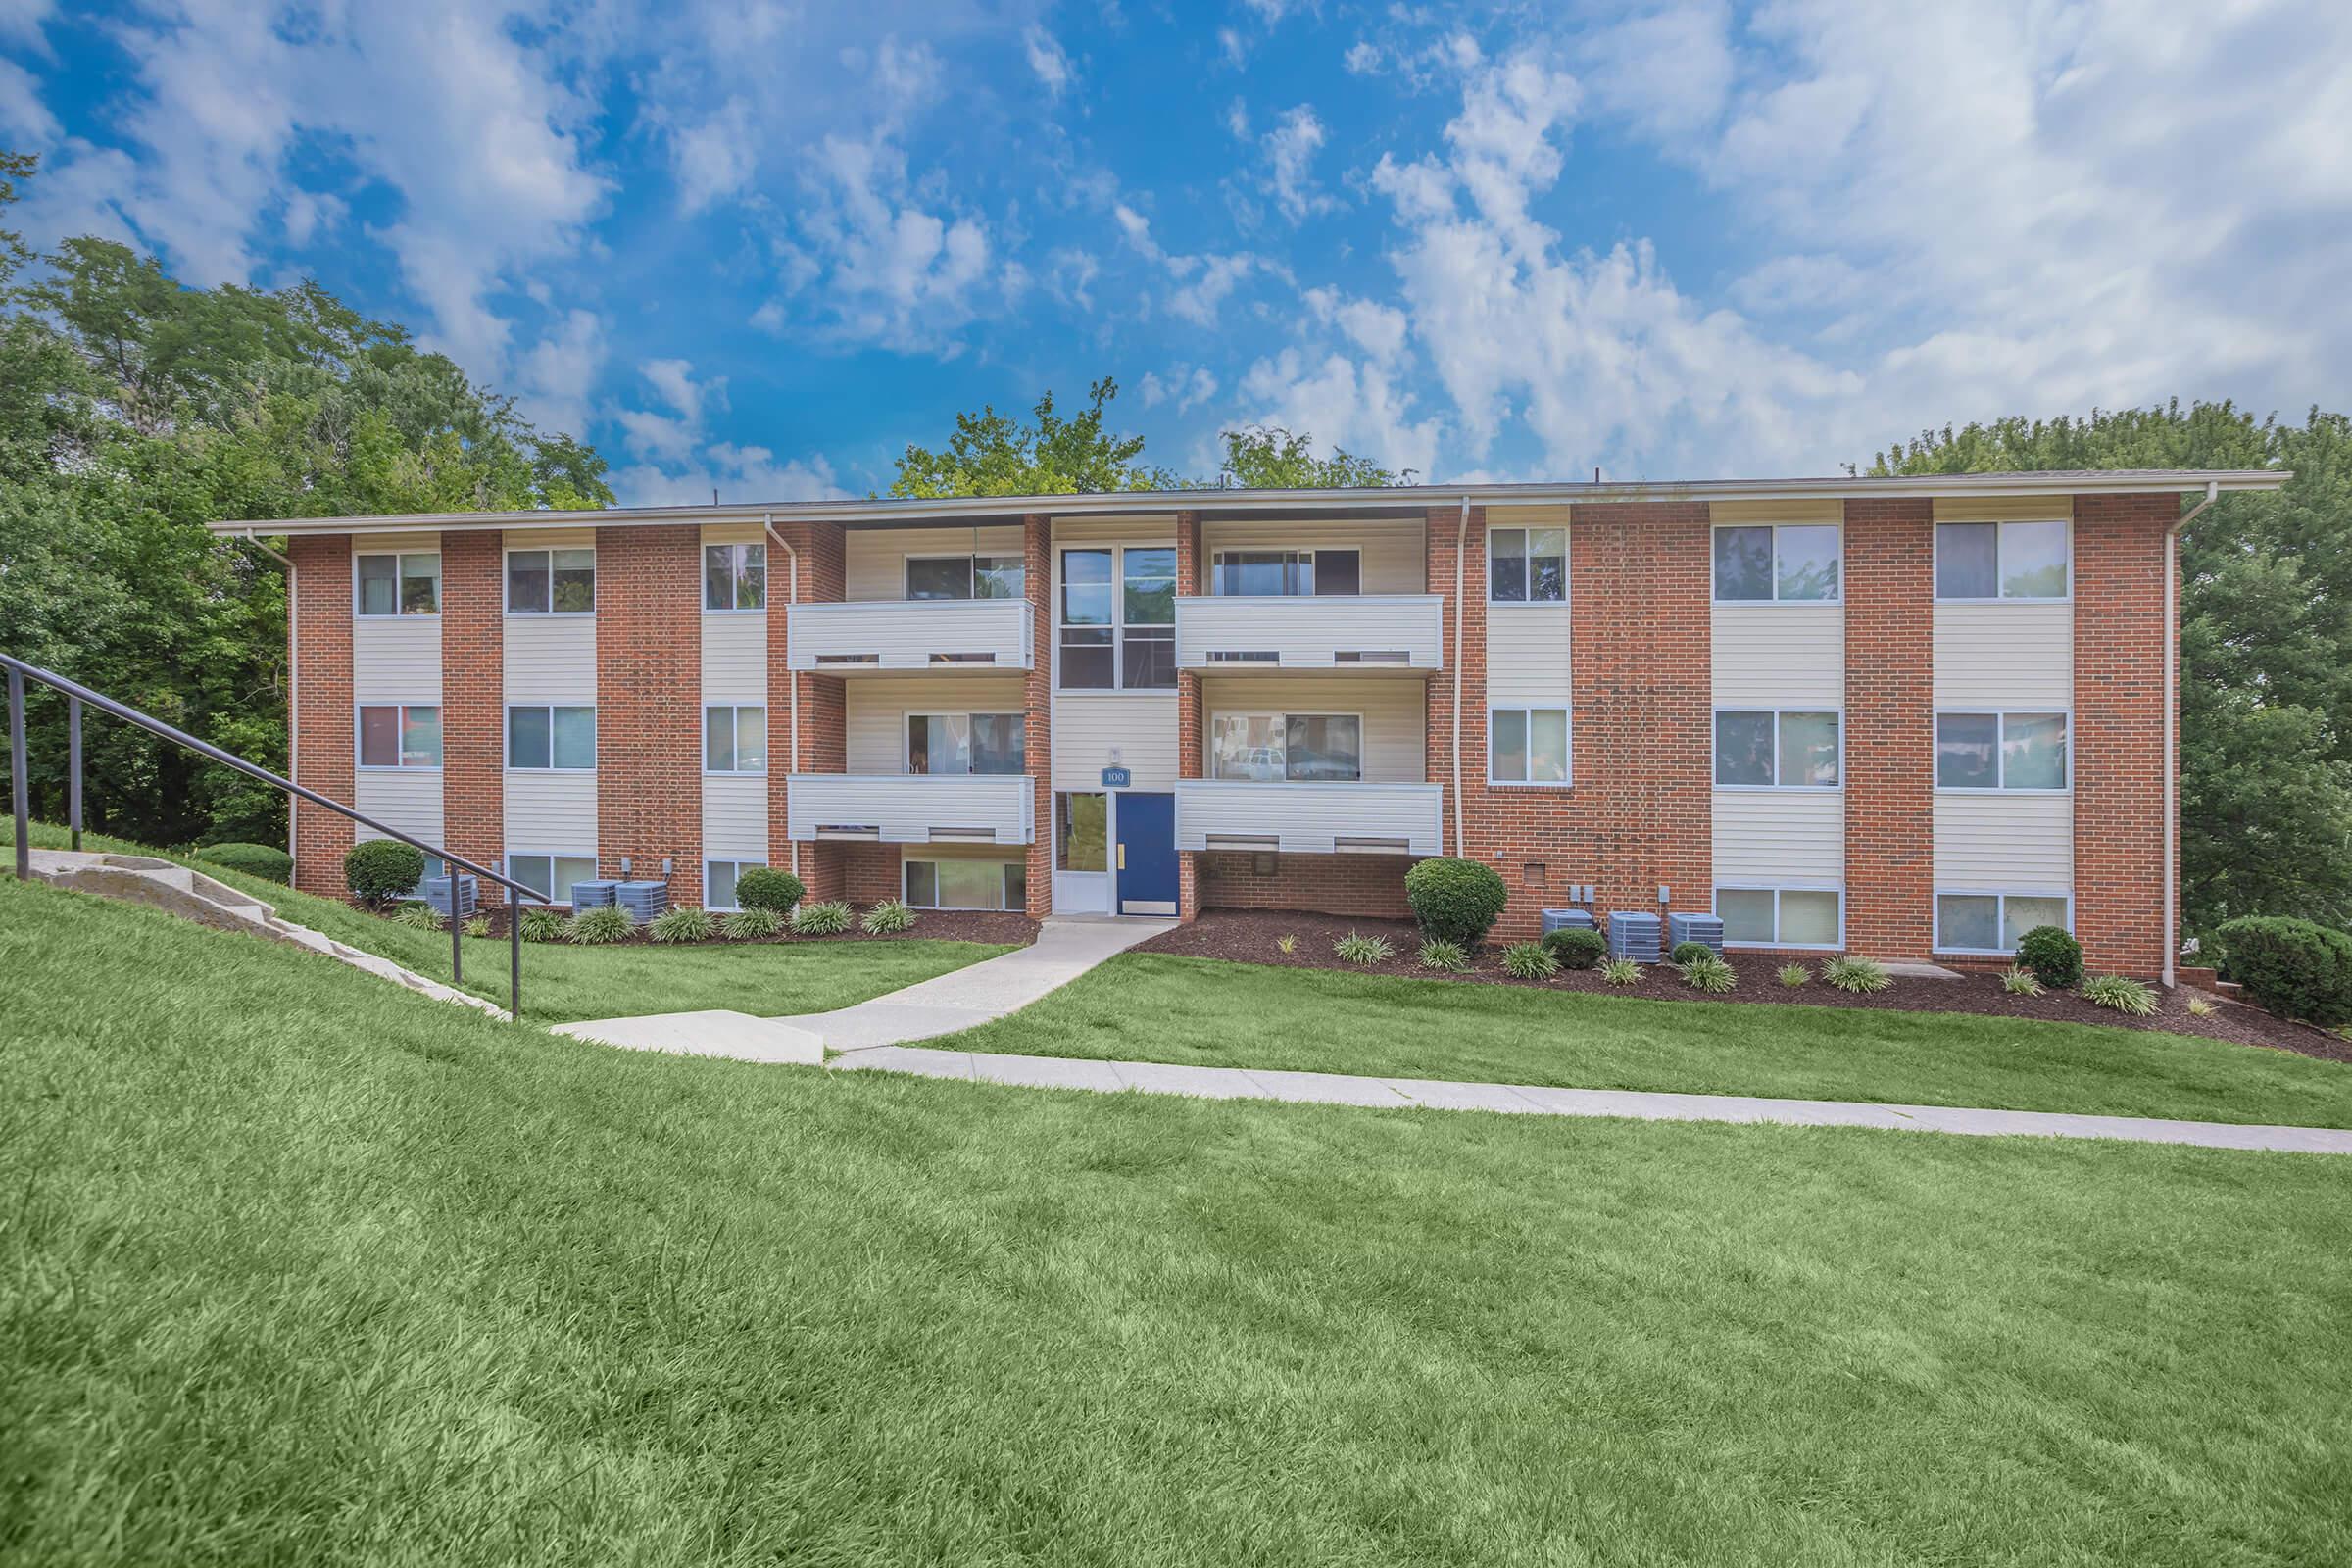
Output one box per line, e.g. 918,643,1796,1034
1822,955,1891,995
1499,942,1558,980
1275,934,1298,956
1416,938,1467,972
198,841,293,883
344,839,425,906
721,906,785,940
565,905,634,945
1599,957,1642,986
1333,931,1394,966
1676,956,1737,994
1541,926,1606,969
1670,939,1716,966
861,899,916,935
2001,966,2045,997
1403,858,1509,947
2082,974,2160,1017
2017,925,2084,989
790,900,853,936
734,868,807,914
2186,994,2217,1017
390,901,444,932
2217,916,2352,1026
1777,963,1810,988
462,914,491,939
518,906,566,943
649,906,716,944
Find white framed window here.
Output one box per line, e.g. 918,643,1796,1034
906,713,1024,775
904,858,1027,910
705,543,765,611
506,852,599,906
1935,890,2074,955
355,551,440,616
506,547,596,614
1714,710,1840,789
1711,523,1839,603
704,858,763,911
1490,709,1570,785
1058,545,1176,691
1716,885,1844,950
1935,519,2070,601
357,704,442,769
705,705,767,773
1209,548,1361,597
1488,526,1566,604
506,705,596,771
906,554,1025,601
1936,710,2068,791
1209,712,1363,783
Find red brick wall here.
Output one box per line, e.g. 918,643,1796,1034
290,533,355,898
1843,498,1936,958
770,520,846,902
841,843,900,906
2074,493,2173,978
594,526,702,905
439,529,504,900
1197,852,1413,918
1023,514,1054,917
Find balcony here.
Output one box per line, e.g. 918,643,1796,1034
786,599,1033,673
1175,779,1445,857
1174,594,1446,675
786,772,1034,846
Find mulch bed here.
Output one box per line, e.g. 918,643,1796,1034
368,902,1038,950
1137,908,2352,1066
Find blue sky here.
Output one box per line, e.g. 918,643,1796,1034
8,1,2348,503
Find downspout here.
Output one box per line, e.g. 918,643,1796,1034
245,529,297,862
2162,480,2219,988
1451,495,1469,857
762,515,802,880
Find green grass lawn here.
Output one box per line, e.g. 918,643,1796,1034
4,873,2350,1565
941,953,2352,1128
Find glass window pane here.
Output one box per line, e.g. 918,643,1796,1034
1215,551,1284,597
509,855,551,900
400,553,439,614
1490,709,1527,782
705,545,733,611
403,707,442,768
1717,888,1776,944
1061,550,1112,624
360,706,399,767
1779,712,1839,787
904,860,938,907
553,707,596,770
1936,713,1999,788
1714,711,1776,787
2002,712,2068,790
1211,714,1285,781
909,714,971,775
2000,521,2069,599
551,549,595,612
1313,550,1360,596
937,859,1004,910
1122,548,1176,625
708,860,740,910
1285,714,1360,782
1938,894,2000,951
1529,710,1569,783
971,713,1022,775
1004,860,1027,910
1775,526,1839,601
507,552,549,613
737,545,765,609
1713,527,1772,601
735,708,765,771
1059,628,1113,689
357,555,398,616
1936,523,1997,599
1489,529,1526,602
508,706,550,769
1057,793,1107,871
1121,630,1176,690
552,857,597,905
2002,896,2070,948
706,707,735,771
974,556,1023,600
1780,890,1840,946
907,558,971,600
1528,528,1566,602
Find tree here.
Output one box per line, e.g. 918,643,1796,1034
1214,425,1409,488
891,377,1180,497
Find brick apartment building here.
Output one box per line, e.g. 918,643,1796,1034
218,470,2283,981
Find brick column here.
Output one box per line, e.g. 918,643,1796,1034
1425,505,1480,865
1022,513,1054,918
1843,498,1935,958
595,526,702,906
2074,493,2172,978
290,533,355,899
1174,511,1202,920
769,520,846,902
440,529,504,901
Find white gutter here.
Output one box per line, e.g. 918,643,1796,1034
243,529,298,862
1451,496,1469,857
762,515,802,881
2162,480,2220,987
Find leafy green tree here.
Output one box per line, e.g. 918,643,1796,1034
1214,424,1408,488
891,377,1180,497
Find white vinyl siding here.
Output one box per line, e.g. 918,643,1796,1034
844,525,1026,602
846,676,1027,774
1053,695,1178,791
1712,791,1845,884
1198,519,1426,594
352,771,444,861
1710,604,1842,706
702,523,768,701
1932,793,2074,891
701,777,767,863
503,772,597,862
503,615,596,704
1932,605,2072,707
351,616,443,703
1199,676,1422,784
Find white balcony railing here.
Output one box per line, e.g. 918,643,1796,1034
785,598,1033,673
786,772,1034,846
1174,594,1445,674
1175,779,1444,857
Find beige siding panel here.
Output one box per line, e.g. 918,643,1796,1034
1176,780,1445,856
1052,514,1181,547
352,617,442,702
508,525,597,551
1486,605,1573,705
1709,500,1840,525
353,770,445,845
503,617,597,703
703,520,764,548
845,676,1029,773
1932,604,2073,706
786,774,1031,844
504,772,598,854
1199,519,1426,594
844,525,1027,601
1932,496,2073,524
1175,594,1443,670
352,529,439,555
1712,791,1845,883
702,775,768,859
787,598,1030,670
1199,675,1424,784
1053,694,1178,791
701,613,765,703
1933,794,2073,890
1711,604,1842,706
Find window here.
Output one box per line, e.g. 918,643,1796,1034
906,554,1025,601
357,705,442,768
1057,793,1108,871
705,706,767,773
1122,547,1176,689
904,858,1025,910
507,705,596,770
1490,709,1570,785
1936,892,2072,954
1712,524,1839,603
1717,886,1843,949
1936,519,2070,600
704,858,763,911
507,547,596,613
356,552,440,616
1210,548,1361,597
1059,546,1175,691
1489,526,1566,603
1936,711,2068,791
705,543,765,611
907,713,1024,775
1714,710,1839,788
506,853,599,905
1209,713,1362,783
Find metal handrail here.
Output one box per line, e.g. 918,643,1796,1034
3,651,540,1018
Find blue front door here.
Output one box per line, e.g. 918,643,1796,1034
1114,792,1177,915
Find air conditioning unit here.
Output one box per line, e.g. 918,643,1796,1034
612,879,671,925
569,879,619,911
1667,912,1726,956
421,874,477,920
1605,911,1663,962
1540,908,1594,935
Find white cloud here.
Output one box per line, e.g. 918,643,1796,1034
1139,364,1218,412
609,443,848,508
1261,105,1338,222
0,56,56,145
1343,41,1380,75
1239,347,1439,480
1112,202,1260,326
1224,98,1250,140
669,97,760,216
513,309,607,438
1023,24,1072,98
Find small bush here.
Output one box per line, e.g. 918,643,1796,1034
391,901,444,932
565,905,634,945
1333,931,1395,966
1275,934,1298,956
2000,966,2045,997
1500,942,1558,980
518,906,566,943
1599,957,1642,986
790,900,853,936
462,913,491,939
198,841,293,883
1403,858,1509,947
860,900,916,935
1670,939,1717,967
2017,925,2084,989
2216,916,2352,1026
1777,963,1810,988
344,839,426,906
2186,994,2217,1017
1416,938,1468,972
1542,926,1606,970
734,868,808,914
721,906,785,940
2082,974,2159,1017
1822,955,1891,995
649,906,716,944
1676,956,1737,994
